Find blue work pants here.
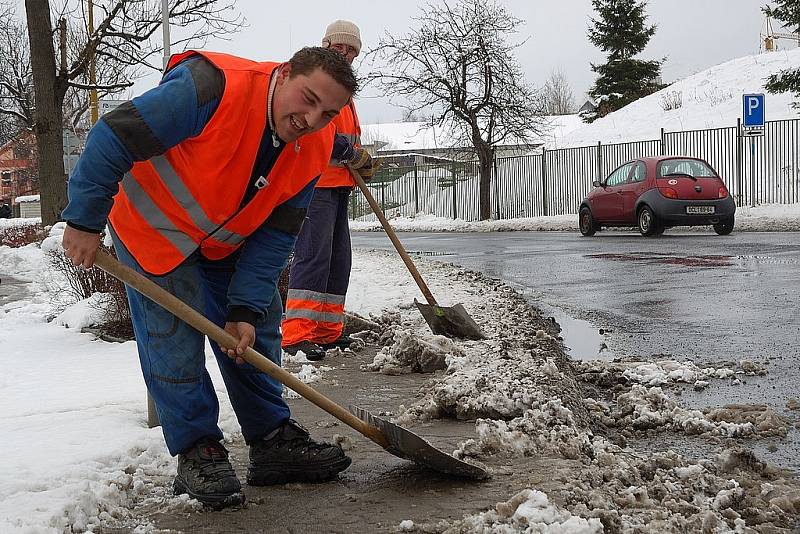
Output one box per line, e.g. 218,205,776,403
112,233,289,455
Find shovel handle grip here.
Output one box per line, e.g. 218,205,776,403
93,249,390,449
349,167,438,307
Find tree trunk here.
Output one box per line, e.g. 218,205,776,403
25,0,67,226
476,147,493,220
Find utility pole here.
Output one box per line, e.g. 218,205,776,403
147,0,171,430
88,0,98,124
162,0,171,70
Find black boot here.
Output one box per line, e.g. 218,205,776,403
173,437,244,508
284,340,326,361
319,334,357,350
247,420,351,486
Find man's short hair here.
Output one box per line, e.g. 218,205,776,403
288,47,358,96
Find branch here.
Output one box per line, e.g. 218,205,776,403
67,80,133,91
0,105,29,122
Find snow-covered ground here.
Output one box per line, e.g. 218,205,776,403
555,48,800,148
350,202,800,233
0,220,486,532
2,221,799,532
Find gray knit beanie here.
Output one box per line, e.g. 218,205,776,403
321,20,362,55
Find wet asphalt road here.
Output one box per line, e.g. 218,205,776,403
352,230,800,472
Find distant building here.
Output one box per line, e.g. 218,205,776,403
15,195,41,218
0,134,38,214
578,100,597,115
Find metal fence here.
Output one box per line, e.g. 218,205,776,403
350,117,800,221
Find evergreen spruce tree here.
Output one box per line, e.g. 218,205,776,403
584,0,664,122
763,1,800,109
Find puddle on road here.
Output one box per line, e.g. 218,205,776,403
586,252,733,268
540,304,616,361
735,254,800,265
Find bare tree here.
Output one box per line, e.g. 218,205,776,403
365,0,545,220
25,0,244,225
0,2,35,144
1,4,109,139
541,70,576,116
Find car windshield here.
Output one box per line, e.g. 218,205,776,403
658,159,717,179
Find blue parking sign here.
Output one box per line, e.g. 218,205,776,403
743,94,765,128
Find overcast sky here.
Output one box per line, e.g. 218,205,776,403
39,0,800,124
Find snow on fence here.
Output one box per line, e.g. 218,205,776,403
351,117,800,221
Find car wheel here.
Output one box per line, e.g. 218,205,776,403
713,216,734,236
579,207,597,236
637,205,662,237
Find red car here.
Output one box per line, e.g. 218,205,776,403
579,156,736,237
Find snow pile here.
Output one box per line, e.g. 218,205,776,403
53,293,112,330
363,330,463,374
389,281,589,429
598,385,791,439
0,216,40,230
14,194,40,203
282,364,334,399
350,203,800,232
559,446,800,531
1,438,198,534
350,213,577,233
556,48,800,148
621,360,734,386
574,358,765,389
454,399,593,461
449,411,800,533
397,519,415,532
445,489,603,534
421,351,560,420
354,256,590,427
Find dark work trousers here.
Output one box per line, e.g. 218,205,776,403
111,230,290,456
282,187,352,346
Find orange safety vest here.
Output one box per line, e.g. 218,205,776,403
108,51,334,275
316,100,360,188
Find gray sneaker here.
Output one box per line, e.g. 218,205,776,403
173,437,245,509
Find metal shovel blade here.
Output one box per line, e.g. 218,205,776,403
415,299,486,340
350,406,489,480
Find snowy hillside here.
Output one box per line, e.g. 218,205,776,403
554,47,800,148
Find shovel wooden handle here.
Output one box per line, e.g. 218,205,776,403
93,249,390,449
349,166,439,307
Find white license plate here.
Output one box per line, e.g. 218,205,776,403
686,205,715,215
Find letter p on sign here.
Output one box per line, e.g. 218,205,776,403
743,93,765,128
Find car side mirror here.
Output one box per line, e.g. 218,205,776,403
593,180,602,188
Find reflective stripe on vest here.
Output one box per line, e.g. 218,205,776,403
122,157,248,248
120,172,197,257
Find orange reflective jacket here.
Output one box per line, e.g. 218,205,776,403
109,51,334,275
316,100,360,188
